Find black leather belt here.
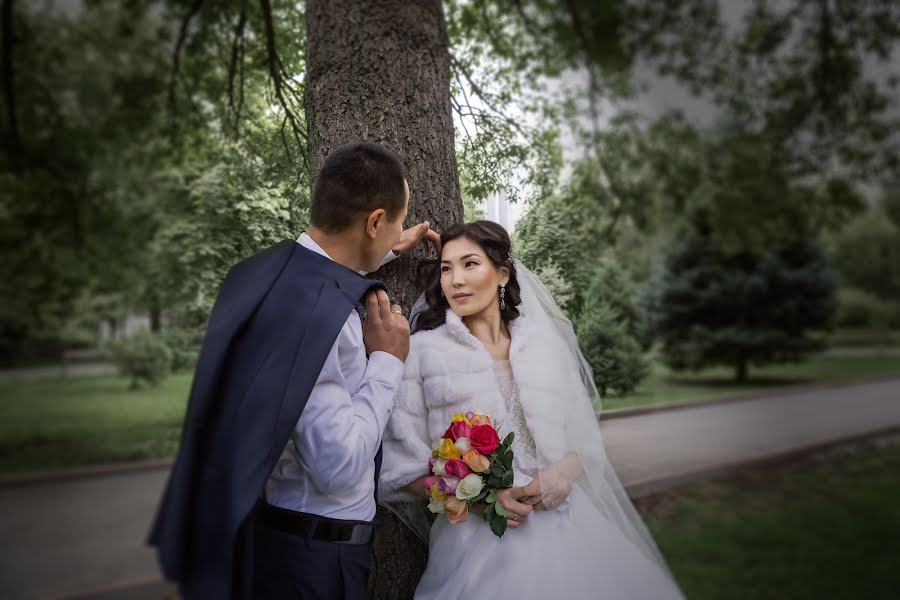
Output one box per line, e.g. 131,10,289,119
257,502,375,545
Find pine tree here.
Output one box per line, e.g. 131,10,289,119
643,226,836,381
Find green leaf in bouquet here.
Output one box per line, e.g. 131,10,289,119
471,490,489,504
500,470,514,488
486,490,497,504
494,501,507,517
484,501,496,523
490,513,508,537
490,462,504,477
502,432,515,447
487,475,501,488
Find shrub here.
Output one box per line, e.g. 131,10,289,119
108,328,172,388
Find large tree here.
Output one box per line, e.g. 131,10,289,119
304,2,459,595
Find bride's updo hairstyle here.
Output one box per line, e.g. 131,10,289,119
413,220,521,333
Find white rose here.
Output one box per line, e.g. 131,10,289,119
432,458,448,476
454,437,472,453
427,495,448,514
455,473,484,500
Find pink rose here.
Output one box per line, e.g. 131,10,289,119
438,476,460,494
470,424,500,454
444,458,471,479
443,421,473,442
423,475,441,490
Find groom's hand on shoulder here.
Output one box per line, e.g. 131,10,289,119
363,289,410,362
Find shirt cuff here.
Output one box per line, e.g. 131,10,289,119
365,351,405,388
380,250,399,268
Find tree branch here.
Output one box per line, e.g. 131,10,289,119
168,0,204,133
1,0,21,160
227,0,247,135
563,0,601,149
259,0,308,169
449,53,528,139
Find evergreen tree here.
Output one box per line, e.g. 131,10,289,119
643,225,836,381
576,262,649,396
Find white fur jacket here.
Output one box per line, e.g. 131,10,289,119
379,308,605,503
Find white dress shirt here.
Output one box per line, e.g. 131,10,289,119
264,233,403,521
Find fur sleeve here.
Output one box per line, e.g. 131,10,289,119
379,343,432,503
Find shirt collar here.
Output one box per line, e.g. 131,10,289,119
297,232,333,261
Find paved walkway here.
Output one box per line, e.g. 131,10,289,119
1,377,898,599
0,363,116,382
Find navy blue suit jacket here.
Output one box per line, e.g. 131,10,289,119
148,241,385,599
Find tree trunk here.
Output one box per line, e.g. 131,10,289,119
150,305,162,333
305,1,461,597
735,358,748,382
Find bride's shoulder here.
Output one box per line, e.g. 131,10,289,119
409,323,454,353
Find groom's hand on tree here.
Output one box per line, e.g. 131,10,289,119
363,289,410,362
393,221,441,256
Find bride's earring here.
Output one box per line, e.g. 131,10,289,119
499,284,506,310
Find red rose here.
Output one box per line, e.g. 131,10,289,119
470,424,500,454
444,458,471,479
443,421,473,442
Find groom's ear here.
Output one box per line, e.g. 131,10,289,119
365,208,387,239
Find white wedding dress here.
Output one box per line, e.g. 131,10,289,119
381,260,683,600
410,359,682,600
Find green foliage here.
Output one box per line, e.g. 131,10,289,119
108,329,173,389
148,145,308,325
643,226,837,381
515,160,615,317
834,288,900,330
532,261,575,317
576,264,650,396
831,207,900,303
160,328,203,373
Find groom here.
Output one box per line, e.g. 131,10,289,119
149,142,439,599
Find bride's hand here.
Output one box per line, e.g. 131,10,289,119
518,470,573,511
495,487,533,529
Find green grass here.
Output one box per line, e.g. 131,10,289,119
640,436,900,600
605,349,900,411
0,373,190,475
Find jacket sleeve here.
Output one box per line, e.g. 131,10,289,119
379,345,432,502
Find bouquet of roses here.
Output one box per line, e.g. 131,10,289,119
424,410,515,537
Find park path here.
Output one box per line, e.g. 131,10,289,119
0,363,116,382
0,377,898,600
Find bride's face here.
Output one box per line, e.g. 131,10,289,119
439,236,509,319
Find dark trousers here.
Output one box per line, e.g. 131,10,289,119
249,511,374,600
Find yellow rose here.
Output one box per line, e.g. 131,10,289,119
437,438,462,459
444,496,469,524
463,449,491,473
429,483,444,501
451,413,472,425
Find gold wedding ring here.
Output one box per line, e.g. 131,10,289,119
390,309,402,314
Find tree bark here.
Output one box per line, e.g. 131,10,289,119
305,0,462,309
305,1,462,597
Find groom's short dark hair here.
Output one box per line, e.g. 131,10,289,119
310,142,408,232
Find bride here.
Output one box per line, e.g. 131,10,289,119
380,220,684,599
